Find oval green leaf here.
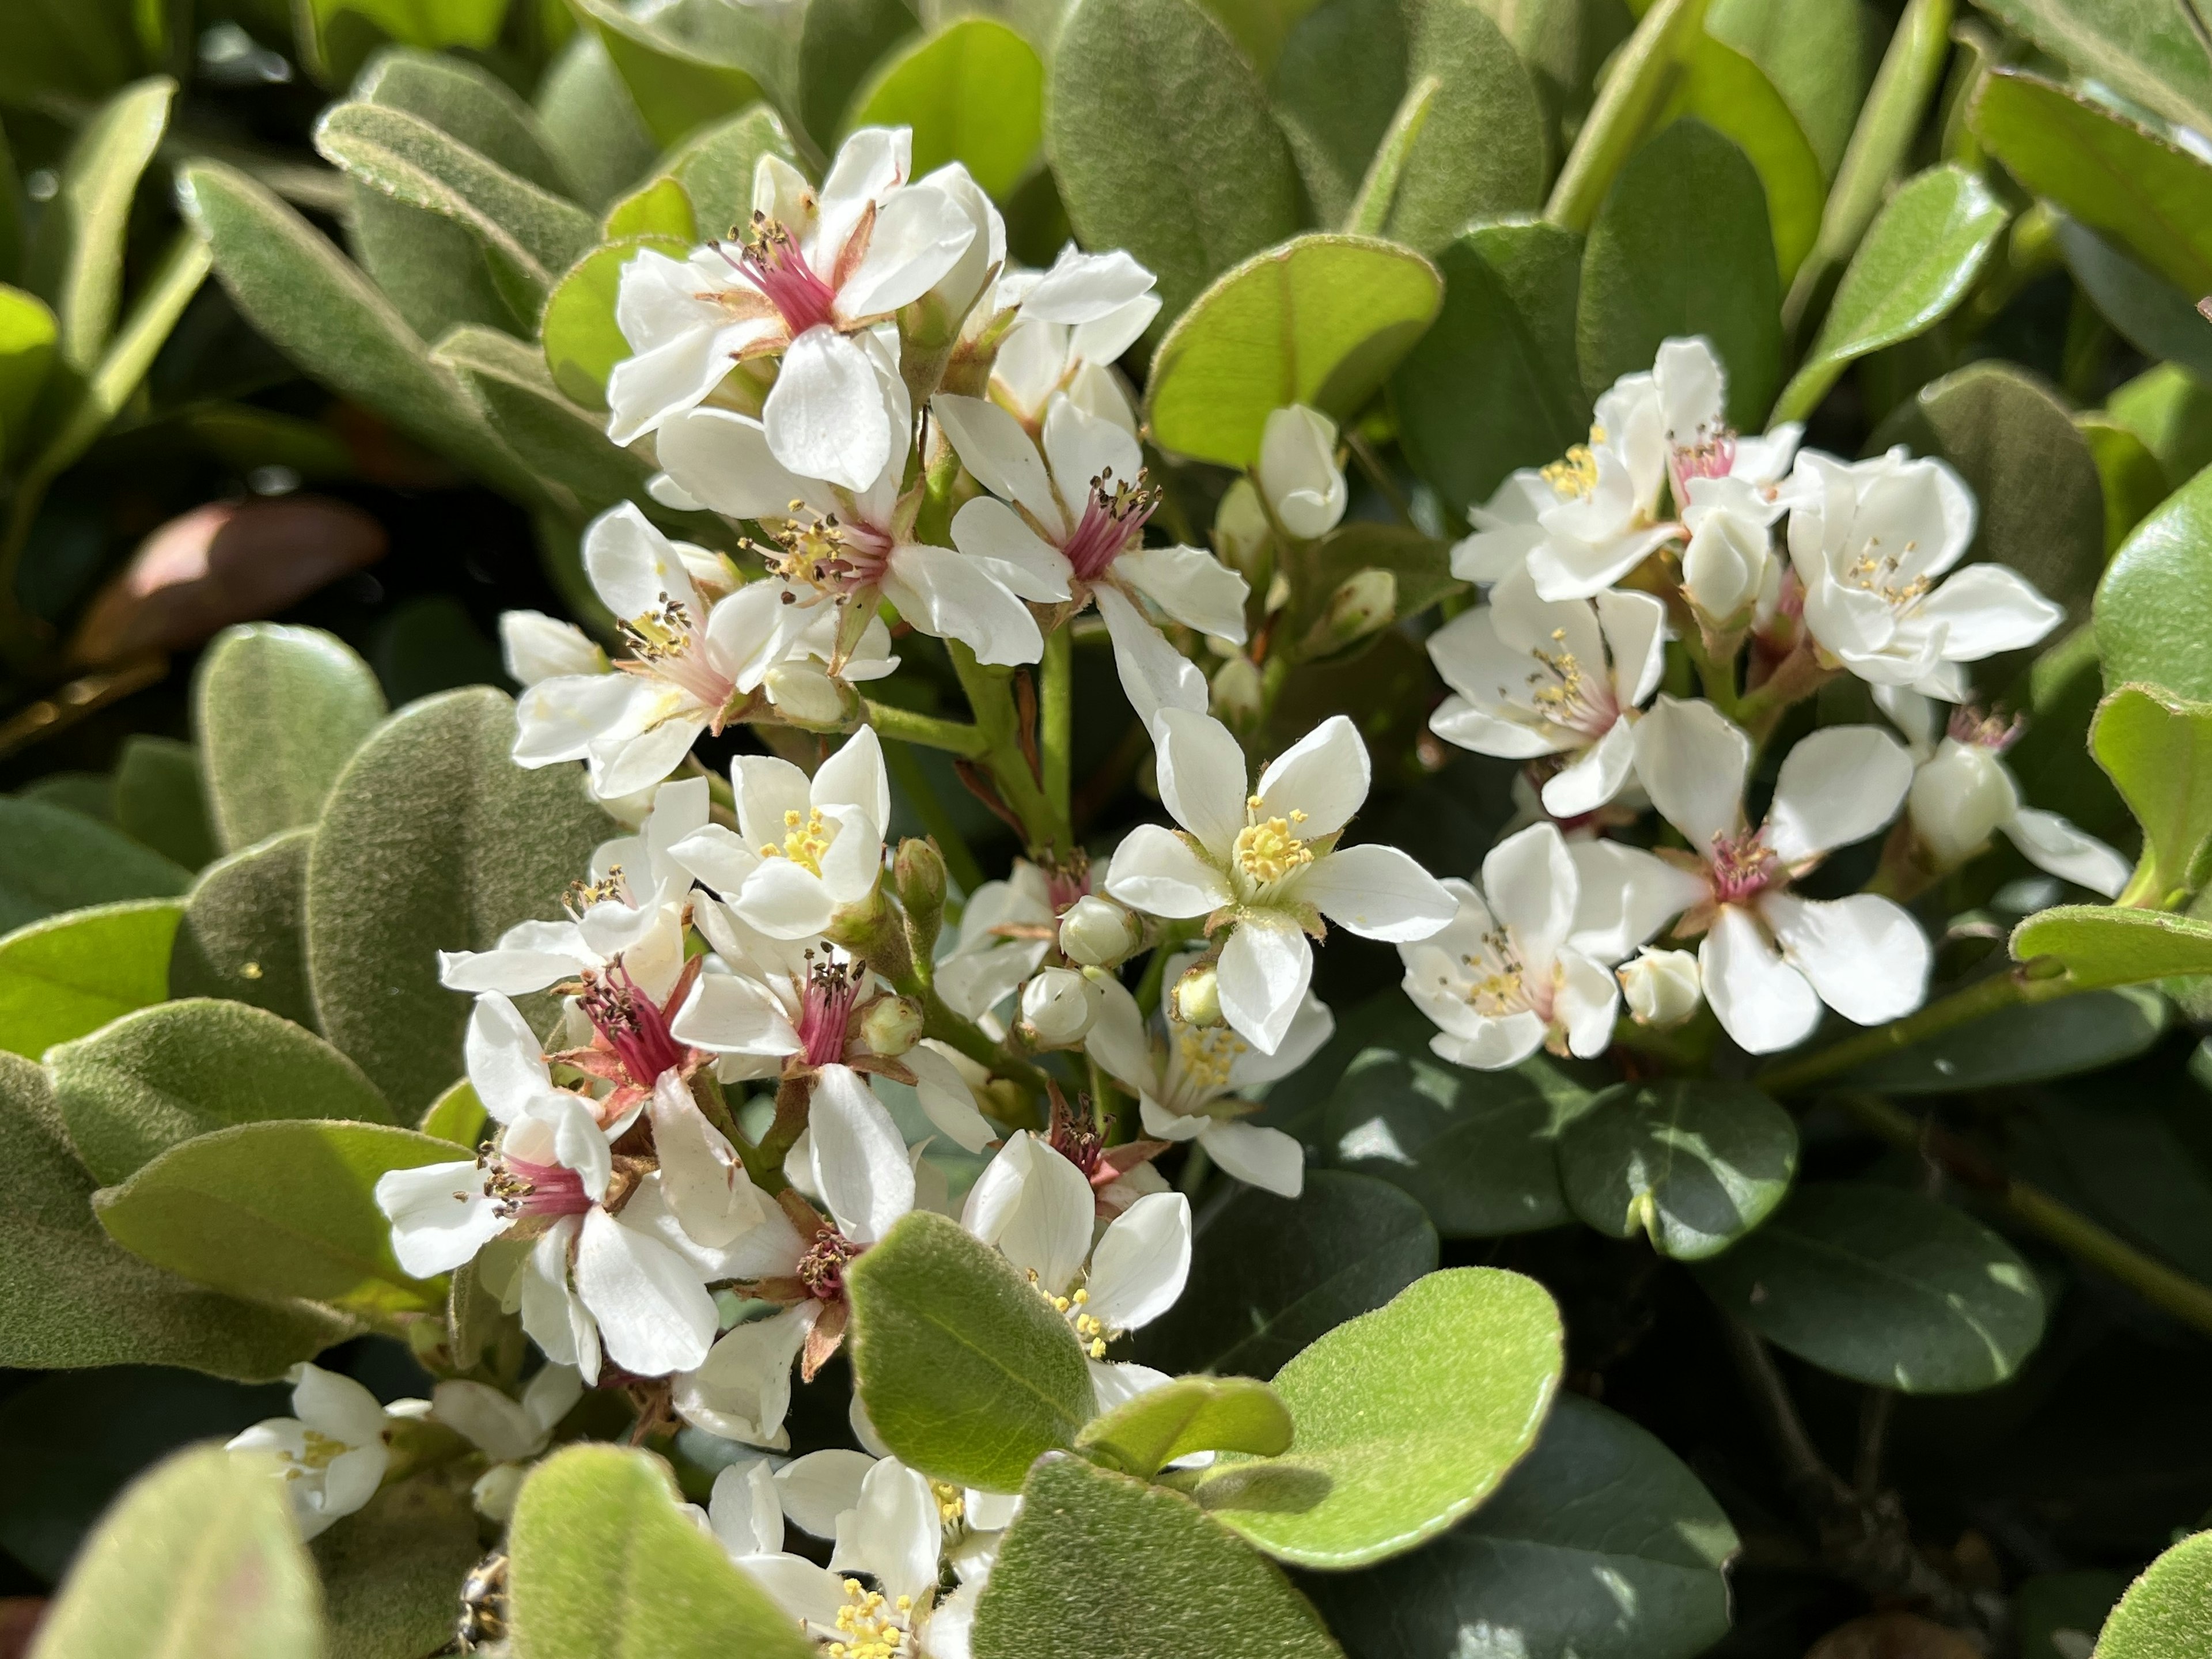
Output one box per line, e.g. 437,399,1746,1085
1558,1078,1798,1260
2011,906,2212,989
1656,39,1826,285
1837,985,2166,1094
1075,1374,1294,1480
665,104,803,243
112,736,215,872
2098,461,2212,702
195,623,388,854
846,19,1043,202
0,897,179,1060
2096,1529,2212,1659
168,829,318,1031
313,1475,485,1659
0,800,188,935
1972,0,2212,139
541,234,691,412
435,323,655,516
23,76,173,376
2092,683,2212,905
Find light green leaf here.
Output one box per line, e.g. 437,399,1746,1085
0,899,179,1060
1132,1171,1437,1378
52,999,395,1187
2099,460,2212,701
357,46,574,195
1146,234,1441,468
846,1210,1094,1493
1076,1375,1294,1480
112,734,217,870
2092,683,2212,906
2078,413,2173,557
845,20,1044,202
0,282,58,464
2011,906,2212,988
1970,69,2212,301
304,0,506,87
1556,1078,1797,1260
1188,1267,1562,1568
1836,985,2167,1094
972,1453,1344,1659
1694,1182,2047,1392
1542,0,1711,233
1655,36,1826,285
1323,1047,1586,1235
195,624,389,855
314,1476,483,1659
603,176,697,241
305,687,612,1112
93,1119,460,1315
666,105,804,243
1270,0,1546,252
2096,1529,2212,1658
22,75,173,376
169,830,319,1031
1705,0,1878,178
1775,165,2009,425
567,0,778,151
0,802,188,936
1388,218,1588,521
26,1444,322,1659
0,1051,352,1380
435,324,656,514
1304,1394,1738,1659
541,236,692,413
1578,119,1781,429
419,1078,487,1147
1046,0,1302,327
535,33,660,211
507,1444,814,1659
1971,0,2212,140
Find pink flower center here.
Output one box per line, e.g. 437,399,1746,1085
725,216,838,336
488,1152,593,1218
1707,830,1781,906
1043,855,1092,914
618,594,736,722
797,952,868,1068
578,961,686,1088
1060,467,1158,585
749,510,895,601
1949,704,2024,752
1668,431,1737,510
798,1226,861,1301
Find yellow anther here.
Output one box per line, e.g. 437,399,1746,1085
1071,1288,1089,1305
763,805,833,874
1175,1021,1247,1091
1233,816,1313,885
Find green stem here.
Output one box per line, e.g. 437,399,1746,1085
1755,968,2072,1096
1544,0,1711,232
1040,625,1073,828
1133,921,1204,1016
921,987,1052,1110
1343,74,1441,236
863,700,989,756
750,1075,812,1190
947,639,1067,857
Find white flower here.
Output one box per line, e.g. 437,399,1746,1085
1425,562,1666,819
605,127,976,486
1618,946,1703,1027
1631,695,1931,1054
933,388,1248,725
1786,448,2063,696
1254,405,1347,540
226,1363,390,1540
933,860,1057,1022
1084,956,1328,1196
1103,710,1454,1052
1397,821,1677,1069
989,243,1160,433
1678,479,1784,629
431,1364,584,1516
501,609,604,685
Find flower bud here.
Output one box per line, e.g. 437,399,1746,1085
1680,507,1768,627
1211,654,1264,726
1060,894,1145,968
1256,405,1348,539
1172,961,1222,1028
1020,967,1100,1047
1213,477,1271,575
1302,567,1396,657
860,994,925,1058
1908,739,2019,870
472,1461,528,1521
500,609,604,686
762,660,849,728
894,838,948,957
1618,948,1702,1028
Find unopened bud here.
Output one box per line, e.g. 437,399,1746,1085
860,995,925,1058
1213,477,1271,575
1256,405,1347,539
1060,895,1143,968
1172,961,1221,1028
1618,948,1702,1027
500,610,604,686
762,660,849,728
1680,508,1768,627
1020,967,1101,1048
1210,654,1264,726
1908,740,2018,870
1304,568,1395,657
472,1461,528,1521
894,837,948,957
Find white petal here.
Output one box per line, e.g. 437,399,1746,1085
1480,822,1577,964
763,327,892,491
709,1459,784,1556
1699,905,1820,1054
1541,718,1638,817
1252,714,1369,840
672,971,802,1057
501,611,603,685
589,709,712,801
1113,544,1249,642
738,1553,847,1629
1766,725,1914,863
291,1363,388,1448
655,407,815,520
832,1460,942,1611
2002,808,2133,898
650,1071,766,1247
814,724,892,832
776,1448,877,1538
967,1130,1092,1295
1914,563,2066,661
906,1043,998,1153
1298,843,1456,942
1216,914,1313,1055
837,182,979,317
1021,246,1156,322
1554,949,1620,1058
881,543,1043,666
808,1065,915,1244
376,1162,506,1278
1084,1190,1191,1331
433,1380,543,1464
1082,975,1160,1097
586,501,699,621
1595,586,1668,706
1760,892,1930,1026
736,859,838,940
1198,1121,1305,1197
1427,1012,1546,1071
1632,695,1750,850
1092,582,1207,727
575,1207,719,1377
673,1304,815,1445
1103,825,1232,918
1225,991,1334,1089
949,495,1075,600
1565,840,1706,962
512,673,634,767
1152,708,1252,857
466,993,555,1123
518,1218,599,1385
1043,393,1143,510
1256,406,1346,539
934,393,1063,535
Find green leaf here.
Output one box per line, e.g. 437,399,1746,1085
971,1453,1344,1659
665,104,804,243
1388,219,1588,522
1131,1171,1437,1378
2078,413,2173,557
535,33,661,212
1322,1047,1585,1235
1046,0,1302,327
1541,0,1711,233
1655,37,1826,285
2099,461,2212,702
1971,0,2212,141
846,1210,1094,1493
305,0,506,84
52,999,395,1187
1279,521,1459,655
1774,165,2009,425
2107,365,2212,490
419,1078,488,1146
1836,985,2167,1094
1146,234,1442,468
95,1119,462,1315
1270,0,1546,252
0,282,58,464
357,46,575,196
169,830,319,1031
1556,1078,1797,1260
315,1476,483,1659
0,899,179,1060
112,734,217,871
2096,1529,2212,1658
1694,1182,2047,1392
1304,1394,1738,1659
567,0,777,151
1577,119,1781,429
435,324,656,514
507,1444,814,1659
1076,1375,1294,1480
22,76,173,376
0,799,189,935
347,176,532,342
1705,0,1877,178
845,20,1044,202
27,1445,321,1659
797,0,920,151
305,687,612,1112
1187,1267,1562,1567
2058,217,2212,387
603,175,697,241
1970,69,2212,301
2010,906,2212,988
2092,683,2212,906
540,235,692,413
195,624,389,855
0,1051,351,1380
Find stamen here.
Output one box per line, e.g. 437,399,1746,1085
1173,1022,1245,1092
719,213,838,336
763,807,835,876
1707,830,1780,904
1949,704,2025,752
1059,464,1160,583
798,1225,861,1302
741,505,895,599
1232,792,1314,887
615,593,736,718
1540,423,1608,499
576,960,686,1086
796,949,867,1067
485,1149,593,1219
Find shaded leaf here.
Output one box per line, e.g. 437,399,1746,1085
435,324,654,514
169,830,319,1031
2091,683,2212,906
357,46,573,195
1835,985,2166,1094
2058,217,2212,387
315,1475,483,1659
1556,1078,1798,1260
0,800,189,935
1971,0,2212,140
567,0,777,152
112,735,218,871
665,105,803,244
1655,36,1825,285
1076,1374,1294,1480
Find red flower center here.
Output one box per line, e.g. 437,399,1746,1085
1061,467,1158,585
579,961,687,1088
797,952,868,1068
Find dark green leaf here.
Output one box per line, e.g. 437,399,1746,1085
1654,37,1825,285
0,899,179,1060
1557,1078,1797,1260
845,20,1044,202
1694,1182,2047,1392
315,1475,483,1659
2058,217,2212,387
798,0,919,151
2016,1570,2127,1659
534,33,660,211
2107,363,2212,489
347,181,531,344
1705,0,1877,178
2096,1529,2212,1659
195,623,389,855
0,799,189,934
169,830,319,1031
2011,906,2212,988
2099,460,2212,701
1076,1374,1294,1479
111,735,217,871
846,1210,1094,1493
1836,985,2166,1093
434,323,655,514
2078,414,2172,557
1279,522,1458,653
567,0,778,151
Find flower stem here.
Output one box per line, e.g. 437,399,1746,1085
946,639,1068,857
862,699,990,757
1755,967,2071,1096
1040,624,1073,827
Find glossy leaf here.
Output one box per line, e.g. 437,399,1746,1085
971,1453,1344,1659
51,999,395,1186
540,235,690,412
435,324,656,514
846,1210,1094,1493
846,19,1043,202
111,735,217,871
1836,986,2166,1094
1972,0,2212,139
1578,119,1781,429
2099,461,2212,702
602,175,696,241
2078,413,2172,556
1188,1268,1562,1567
2011,906,2212,988
26,1444,321,1659
567,0,776,151
1654,37,1825,285
1775,165,2009,425
1146,234,1441,468
1076,1375,1294,1480
2095,1528,2212,1658
315,1475,484,1659
1389,219,1588,521
1046,0,1302,326
22,76,172,375
195,623,388,854
1695,1183,2047,1392
2092,683,2212,906
419,1078,488,1147
1305,1394,1738,1659
168,830,319,1031
0,899,179,1060
1131,1171,1437,1378
304,688,612,1112
506,1444,814,1659
1706,0,1877,177
1557,1078,1798,1260
0,800,189,935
